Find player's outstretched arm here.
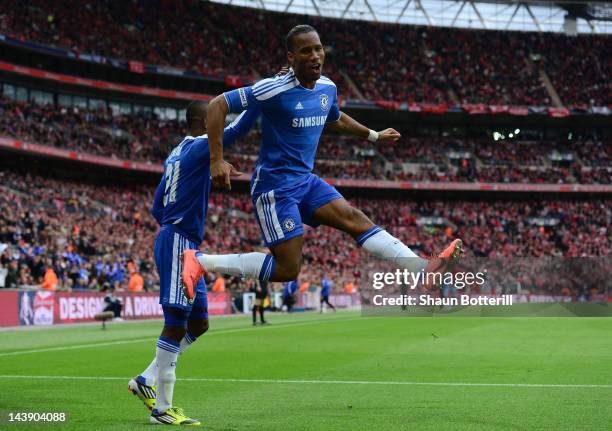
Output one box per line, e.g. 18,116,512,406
207,94,242,190
223,109,260,148
327,111,401,143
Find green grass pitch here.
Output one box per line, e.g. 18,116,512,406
0,311,610,430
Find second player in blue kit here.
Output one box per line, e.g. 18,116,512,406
129,102,259,426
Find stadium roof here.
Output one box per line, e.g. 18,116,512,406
212,0,612,33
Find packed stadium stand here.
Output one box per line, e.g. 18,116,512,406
0,0,610,299
2,97,610,184
0,0,610,106
1,168,610,294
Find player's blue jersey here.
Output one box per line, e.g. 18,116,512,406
283,280,299,297
321,278,332,296
223,69,340,193
151,109,259,244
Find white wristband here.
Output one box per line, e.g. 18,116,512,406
367,129,379,142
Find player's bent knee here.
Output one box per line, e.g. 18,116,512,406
274,256,301,281
275,261,301,281
274,268,300,282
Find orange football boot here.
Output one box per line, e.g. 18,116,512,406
181,249,205,301
423,239,464,287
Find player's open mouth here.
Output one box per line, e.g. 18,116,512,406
311,64,321,73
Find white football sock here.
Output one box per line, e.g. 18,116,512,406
140,358,158,386
141,331,197,387
154,337,180,413
179,331,198,354
360,228,428,273
196,252,275,281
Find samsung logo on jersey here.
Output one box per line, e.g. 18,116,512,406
292,116,327,128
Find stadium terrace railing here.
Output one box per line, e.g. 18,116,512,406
2,136,610,194
0,61,211,102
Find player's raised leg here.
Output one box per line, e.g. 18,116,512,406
182,190,307,290
311,196,462,277
183,248,279,297
183,236,303,298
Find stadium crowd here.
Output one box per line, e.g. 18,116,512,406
535,34,611,108
426,28,550,106
2,97,610,184
0,170,158,292
0,96,181,162
1,0,609,106
1,170,609,296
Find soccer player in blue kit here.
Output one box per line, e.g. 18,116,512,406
282,279,299,312
128,101,259,426
182,25,462,300
320,275,335,313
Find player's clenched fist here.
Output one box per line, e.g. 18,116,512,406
377,128,401,142
211,158,243,190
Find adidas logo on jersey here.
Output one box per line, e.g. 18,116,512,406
295,102,304,110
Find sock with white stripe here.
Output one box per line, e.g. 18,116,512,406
139,332,198,387
357,226,428,273
154,336,180,413
196,252,276,282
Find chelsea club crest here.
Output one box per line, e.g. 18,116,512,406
319,94,329,111
283,218,296,232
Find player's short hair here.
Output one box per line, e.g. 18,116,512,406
286,24,318,52
186,100,207,129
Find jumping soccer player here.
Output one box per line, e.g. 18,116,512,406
320,275,335,313
181,25,462,299
128,101,259,426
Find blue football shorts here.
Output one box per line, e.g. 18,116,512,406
154,226,208,326
251,173,343,246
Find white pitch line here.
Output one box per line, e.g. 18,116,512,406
0,316,361,358
0,338,150,358
0,375,609,389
